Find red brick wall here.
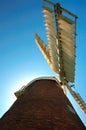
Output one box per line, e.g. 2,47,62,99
0,78,85,130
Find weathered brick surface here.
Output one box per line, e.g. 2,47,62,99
0,78,85,130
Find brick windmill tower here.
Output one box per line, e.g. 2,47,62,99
0,0,86,129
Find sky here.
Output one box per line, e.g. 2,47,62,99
0,0,86,126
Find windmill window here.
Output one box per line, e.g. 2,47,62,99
67,105,76,114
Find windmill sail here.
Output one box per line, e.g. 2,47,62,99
34,33,59,74
65,82,86,114
35,0,77,83
34,0,86,115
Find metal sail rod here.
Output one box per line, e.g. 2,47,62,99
43,0,55,6
54,4,65,84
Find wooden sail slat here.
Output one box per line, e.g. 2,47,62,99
43,9,54,17
58,19,74,30
42,5,54,12
58,14,75,24
60,36,74,45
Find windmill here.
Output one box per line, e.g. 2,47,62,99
34,0,86,115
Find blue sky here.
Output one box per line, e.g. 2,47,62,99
0,0,86,126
